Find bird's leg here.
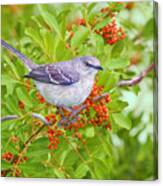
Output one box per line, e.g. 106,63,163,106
57,105,84,127
57,105,72,127
57,105,72,117
69,105,85,119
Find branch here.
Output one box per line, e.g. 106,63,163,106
23,125,45,147
59,93,109,126
59,63,155,125
1,112,50,125
1,114,48,176
118,63,155,87
1,115,19,122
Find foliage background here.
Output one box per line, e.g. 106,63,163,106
1,1,157,180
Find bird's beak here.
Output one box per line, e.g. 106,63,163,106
97,66,103,71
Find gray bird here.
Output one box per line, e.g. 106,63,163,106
1,39,103,109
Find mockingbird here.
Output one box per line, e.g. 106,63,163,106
1,39,103,109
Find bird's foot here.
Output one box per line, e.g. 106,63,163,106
57,105,72,127
57,105,83,127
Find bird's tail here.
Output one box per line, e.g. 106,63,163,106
1,39,37,70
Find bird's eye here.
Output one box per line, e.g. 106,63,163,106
83,60,103,70
84,60,91,66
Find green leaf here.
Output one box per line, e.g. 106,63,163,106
108,100,128,112
16,87,33,107
3,55,20,79
89,33,104,56
63,150,79,167
56,40,72,61
19,162,45,175
59,149,71,166
142,18,154,39
2,75,16,97
85,127,95,138
112,113,132,130
111,40,124,58
5,96,20,114
108,58,130,70
74,163,89,178
132,85,140,95
1,160,12,170
25,27,42,45
38,5,61,38
92,158,110,179
39,28,56,61
98,71,119,91
27,137,50,158
53,168,65,178
71,27,89,48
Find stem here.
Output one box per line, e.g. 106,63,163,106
63,135,97,178
1,111,50,124
1,115,19,122
23,125,45,147
118,63,155,87
12,124,46,171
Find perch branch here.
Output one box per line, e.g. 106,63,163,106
1,112,50,125
1,115,19,122
59,93,109,126
118,63,155,87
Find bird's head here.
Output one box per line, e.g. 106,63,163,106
73,56,103,76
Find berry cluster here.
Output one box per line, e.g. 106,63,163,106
13,156,28,164
66,6,126,46
76,18,86,26
64,84,111,132
2,151,28,163
100,7,115,17
2,152,14,162
96,19,126,45
35,92,46,104
2,151,28,177
66,119,85,132
45,113,56,124
125,2,135,10
85,84,111,128
47,126,63,150
45,114,63,150
18,100,25,110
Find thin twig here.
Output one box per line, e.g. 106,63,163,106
23,124,46,147
118,63,155,87
1,115,19,122
1,112,50,125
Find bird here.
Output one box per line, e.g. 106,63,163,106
1,39,103,110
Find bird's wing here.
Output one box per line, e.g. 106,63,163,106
25,64,80,85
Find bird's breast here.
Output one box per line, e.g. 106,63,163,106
35,76,94,107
